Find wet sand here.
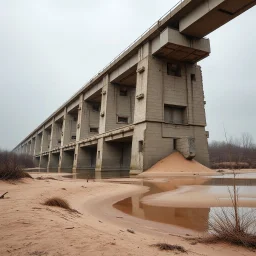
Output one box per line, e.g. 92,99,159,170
0,174,255,256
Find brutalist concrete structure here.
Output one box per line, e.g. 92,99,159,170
13,0,256,174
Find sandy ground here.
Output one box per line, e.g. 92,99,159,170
0,174,255,256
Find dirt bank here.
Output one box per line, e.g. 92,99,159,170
140,152,214,177
0,174,254,256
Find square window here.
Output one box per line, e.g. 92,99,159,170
138,141,143,152
191,74,196,82
90,127,99,133
71,135,76,140
167,63,181,77
120,88,128,96
164,105,186,124
117,116,128,124
92,104,100,112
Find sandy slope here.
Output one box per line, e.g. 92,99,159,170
0,175,254,256
140,152,214,177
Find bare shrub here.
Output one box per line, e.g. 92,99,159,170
152,243,187,253
0,150,33,180
206,173,256,248
43,197,71,210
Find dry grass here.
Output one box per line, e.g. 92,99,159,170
43,197,71,210
207,207,256,248
0,150,33,180
205,172,256,248
152,243,187,253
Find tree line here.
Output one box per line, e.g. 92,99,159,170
208,133,256,169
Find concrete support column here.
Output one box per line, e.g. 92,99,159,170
58,109,73,172
48,119,57,171
31,138,35,156
99,75,112,134
61,108,72,146
73,95,87,172
130,123,146,174
34,133,42,156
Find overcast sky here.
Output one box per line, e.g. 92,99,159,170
0,0,256,150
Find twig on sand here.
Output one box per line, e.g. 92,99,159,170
152,243,187,253
0,192,8,199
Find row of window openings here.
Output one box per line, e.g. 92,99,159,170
49,107,182,144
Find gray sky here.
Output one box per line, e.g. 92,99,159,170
0,0,256,150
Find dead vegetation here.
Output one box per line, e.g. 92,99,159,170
206,174,256,248
209,132,256,169
0,192,8,199
152,243,187,253
43,197,81,215
43,197,71,210
205,131,256,249
0,150,33,180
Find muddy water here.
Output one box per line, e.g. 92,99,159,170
113,175,256,232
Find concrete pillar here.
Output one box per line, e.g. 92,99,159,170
58,109,73,172
73,95,86,172
41,128,51,153
61,108,73,146
99,75,111,134
34,133,42,156
31,137,35,156
47,119,57,171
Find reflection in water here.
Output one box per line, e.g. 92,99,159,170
114,176,256,232
28,168,130,180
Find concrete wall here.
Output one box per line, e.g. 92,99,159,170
14,25,211,174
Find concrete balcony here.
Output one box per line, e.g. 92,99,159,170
152,27,210,63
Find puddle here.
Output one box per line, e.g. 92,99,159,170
113,175,256,232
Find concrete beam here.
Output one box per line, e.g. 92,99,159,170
180,0,256,38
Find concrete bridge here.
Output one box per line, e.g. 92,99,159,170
13,0,256,174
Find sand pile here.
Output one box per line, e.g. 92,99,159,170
140,152,213,176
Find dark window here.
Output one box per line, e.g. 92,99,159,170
139,141,144,152
117,116,128,124
173,139,177,150
90,127,99,133
58,140,61,144
92,104,100,112
167,63,181,77
73,117,77,122
164,105,186,124
191,74,196,82
71,135,76,140
120,88,128,96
